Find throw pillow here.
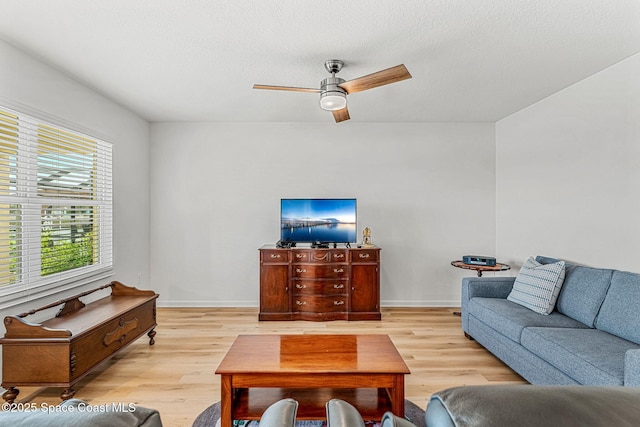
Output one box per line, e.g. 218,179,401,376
507,257,566,315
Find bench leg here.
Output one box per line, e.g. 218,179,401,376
60,387,76,401
2,386,19,404
148,328,156,345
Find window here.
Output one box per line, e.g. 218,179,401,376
0,106,112,306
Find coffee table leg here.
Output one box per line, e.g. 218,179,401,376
220,375,232,427
390,375,405,417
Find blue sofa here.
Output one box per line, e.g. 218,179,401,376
461,256,640,386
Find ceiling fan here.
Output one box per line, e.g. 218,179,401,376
253,60,412,123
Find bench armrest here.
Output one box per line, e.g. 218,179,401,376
625,349,640,387
461,277,516,333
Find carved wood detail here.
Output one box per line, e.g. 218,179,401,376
70,348,77,374
1,387,19,404
102,317,139,346
56,297,86,317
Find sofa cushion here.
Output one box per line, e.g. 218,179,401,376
535,256,614,326
469,298,588,343
507,257,565,315
596,270,640,345
555,265,613,327
521,327,640,386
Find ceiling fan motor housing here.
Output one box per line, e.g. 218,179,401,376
324,59,344,74
320,77,347,110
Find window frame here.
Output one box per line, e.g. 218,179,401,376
0,105,113,309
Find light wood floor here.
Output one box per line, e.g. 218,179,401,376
11,307,525,427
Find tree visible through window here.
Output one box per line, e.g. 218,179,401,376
0,107,112,302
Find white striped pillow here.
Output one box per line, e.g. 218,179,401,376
507,257,566,315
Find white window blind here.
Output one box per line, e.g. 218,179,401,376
0,106,112,305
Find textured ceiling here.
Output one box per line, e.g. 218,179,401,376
1,0,639,123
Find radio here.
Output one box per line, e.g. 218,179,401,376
462,255,497,266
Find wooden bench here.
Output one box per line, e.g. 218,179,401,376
0,281,159,403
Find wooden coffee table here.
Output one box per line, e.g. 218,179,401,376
215,334,410,427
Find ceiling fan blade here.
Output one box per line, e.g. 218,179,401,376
332,107,350,123
253,84,321,93
339,64,412,94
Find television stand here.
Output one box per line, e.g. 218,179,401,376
259,245,381,321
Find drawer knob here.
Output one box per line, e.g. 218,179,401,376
334,300,345,306
334,268,344,273
334,253,344,259
296,300,307,305
270,254,281,259
296,254,304,259
296,268,307,273
333,284,344,289
359,253,370,259
296,284,306,289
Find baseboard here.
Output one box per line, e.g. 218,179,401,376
381,300,459,307
157,301,259,308
156,300,459,308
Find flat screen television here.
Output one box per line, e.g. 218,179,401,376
280,198,357,244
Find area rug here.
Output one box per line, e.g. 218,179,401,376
192,400,426,427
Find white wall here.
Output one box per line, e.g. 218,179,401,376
496,53,640,272
150,122,496,307
0,39,151,317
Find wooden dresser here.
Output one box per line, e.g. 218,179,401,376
0,281,158,403
259,245,381,321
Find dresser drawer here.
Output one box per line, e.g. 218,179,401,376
70,300,156,381
293,264,348,279
293,296,348,312
350,249,379,263
262,250,290,263
292,250,310,262
292,280,348,295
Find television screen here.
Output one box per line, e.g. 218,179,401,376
280,198,357,244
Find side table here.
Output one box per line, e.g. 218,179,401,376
451,260,510,277
450,260,511,316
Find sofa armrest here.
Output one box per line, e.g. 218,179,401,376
0,398,163,427
426,385,640,426
461,276,515,334
326,399,365,427
259,398,298,427
326,399,418,427
625,349,640,387
462,276,516,300
380,412,420,427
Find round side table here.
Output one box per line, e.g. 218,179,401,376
451,260,510,277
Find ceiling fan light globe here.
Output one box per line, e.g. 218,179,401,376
320,92,347,111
